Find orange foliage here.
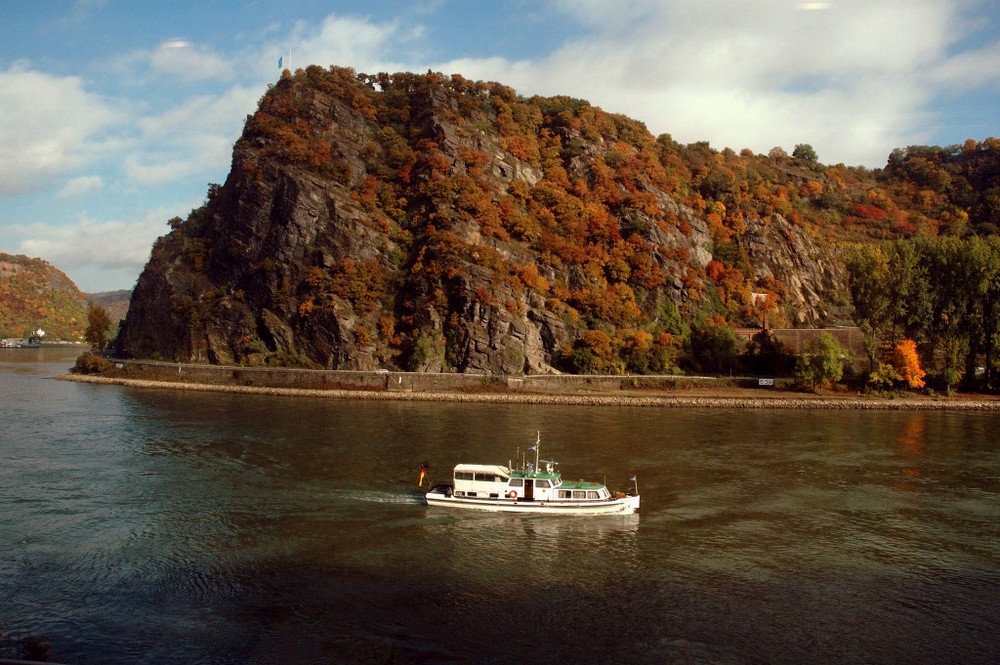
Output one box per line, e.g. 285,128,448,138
378,315,395,341
304,266,327,288
706,260,726,282
581,329,614,362
516,263,550,293
890,339,926,389
353,324,372,347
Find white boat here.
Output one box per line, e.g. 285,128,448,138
423,433,640,515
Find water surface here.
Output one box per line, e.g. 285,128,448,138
1,348,997,663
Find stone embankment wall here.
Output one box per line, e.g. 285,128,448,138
115,360,788,394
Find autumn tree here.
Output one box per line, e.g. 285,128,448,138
569,329,617,374
890,339,926,389
84,303,112,351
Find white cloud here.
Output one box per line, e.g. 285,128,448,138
148,40,235,82
123,85,260,186
123,156,199,186
433,0,994,166
929,41,1000,89
110,39,236,86
136,85,259,143
59,175,105,199
0,64,120,195
17,214,163,270
264,14,415,74
9,202,200,291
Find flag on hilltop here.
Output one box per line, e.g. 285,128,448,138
278,56,283,69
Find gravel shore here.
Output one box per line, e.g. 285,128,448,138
60,374,1000,410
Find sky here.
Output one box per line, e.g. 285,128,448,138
1,1,998,293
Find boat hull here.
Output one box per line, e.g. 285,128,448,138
425,492,639,515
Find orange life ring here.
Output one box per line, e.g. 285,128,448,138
507,490,518,499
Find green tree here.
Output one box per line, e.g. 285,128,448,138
980,236,1000,389
742,329,795,376
844,244,892,371
795,332,845,391
951,235,1000,390
686,317,741,375
792,143,818,162
923,236,971,392
84,303,112,351
886,238,932,342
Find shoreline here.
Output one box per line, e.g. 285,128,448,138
58,373,1000,410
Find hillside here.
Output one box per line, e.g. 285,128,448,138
0,253,87,341
85,290,132,329
116,66,999,373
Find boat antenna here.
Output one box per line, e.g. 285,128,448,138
631,474,639,495
534,431,541,472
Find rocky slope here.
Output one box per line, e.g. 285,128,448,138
116,67,885,372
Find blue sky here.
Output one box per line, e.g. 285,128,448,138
1,0,998,293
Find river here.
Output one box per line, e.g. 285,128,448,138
1,347,998,664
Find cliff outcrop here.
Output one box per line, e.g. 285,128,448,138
118,66,853,372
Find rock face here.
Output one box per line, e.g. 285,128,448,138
118,67,847,372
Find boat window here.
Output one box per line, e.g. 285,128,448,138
508,479,524,487
536,480,551,488
474,473,497,482
573,490,586,499
558,490,571,499
455,471,474,481
587,491,599,499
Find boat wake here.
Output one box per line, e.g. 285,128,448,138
331,489,425,506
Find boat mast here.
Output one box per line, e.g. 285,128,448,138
534,431,541,473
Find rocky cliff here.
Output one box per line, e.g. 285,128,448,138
117,67,857,372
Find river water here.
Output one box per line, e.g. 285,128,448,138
1,347,998,664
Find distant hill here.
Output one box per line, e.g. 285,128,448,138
116,66,999,374
0,253,87,340
85,289,132,328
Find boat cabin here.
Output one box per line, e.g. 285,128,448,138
451,463,611,502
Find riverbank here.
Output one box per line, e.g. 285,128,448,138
60,372,1000,410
